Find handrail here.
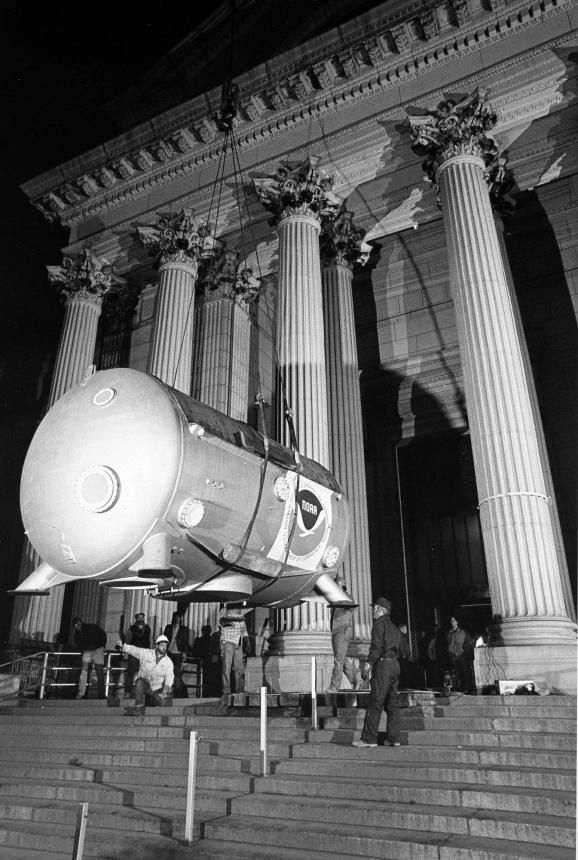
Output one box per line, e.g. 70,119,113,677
0,652,46,701
0,650,126,700
0,650,204,700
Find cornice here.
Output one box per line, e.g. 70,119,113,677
22,0,574,228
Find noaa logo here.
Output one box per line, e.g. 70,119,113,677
297,489,325,534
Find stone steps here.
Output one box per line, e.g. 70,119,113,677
0,693,573,858
200,814,576,859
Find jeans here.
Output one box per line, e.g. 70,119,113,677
360,658,400,744
329,625,356,691
221,640,244,697
124,655,139,694
133,677,165,709
77,647,105,698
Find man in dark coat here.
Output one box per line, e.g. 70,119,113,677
72,617,107,699
124,612,151,698
352,597,409,748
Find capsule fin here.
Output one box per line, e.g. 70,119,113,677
10,561,74,594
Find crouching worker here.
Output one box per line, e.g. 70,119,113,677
115,634,174,716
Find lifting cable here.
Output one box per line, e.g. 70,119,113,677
168,0,305,598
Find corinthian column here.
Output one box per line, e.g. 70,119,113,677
134,209,213,635
406,91,576,687
320,211,373,648
189,248,259,638
253,156,342,685
12,250,121,645
138,209,212,391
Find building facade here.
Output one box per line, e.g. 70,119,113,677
10,0,577,691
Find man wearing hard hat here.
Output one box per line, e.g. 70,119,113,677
116,633,174,716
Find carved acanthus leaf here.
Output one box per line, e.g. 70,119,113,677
135,209,214,267
252,155,342,225
47,248,125,303
320,209,369,268
406,89,516,212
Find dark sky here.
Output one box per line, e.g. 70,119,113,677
0,2,220,639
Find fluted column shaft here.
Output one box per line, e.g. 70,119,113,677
494,217,573,613
122,258,200,638
147,259,198,390
322,262,372,644
189,293,252,638
13,294,103,644
269,212,331,654
276,214,330,466
193,295,251,420
439,153,575,643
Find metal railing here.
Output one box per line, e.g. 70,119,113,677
0,650,205,700
0,652,46,701
0,651,126,700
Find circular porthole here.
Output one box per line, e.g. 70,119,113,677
273,475,292,502
75,465,120,513
178,498,205,529
92,387,117,407
322,545,341,568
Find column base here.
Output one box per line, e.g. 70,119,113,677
474,642,577,694
246,654,351,693
493,615,577,645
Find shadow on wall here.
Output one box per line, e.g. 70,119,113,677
505,188,578,589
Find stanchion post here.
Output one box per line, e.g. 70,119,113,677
260,686,267,776
72,801,88,859
185,730,199,843
39,652,50,700
311,655,318,730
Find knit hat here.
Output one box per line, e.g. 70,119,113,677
155,634,169,645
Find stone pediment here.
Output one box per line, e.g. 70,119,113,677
21,0,576,233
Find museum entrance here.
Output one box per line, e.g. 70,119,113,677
396,432,492,647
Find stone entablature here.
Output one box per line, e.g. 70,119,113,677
21,0,571,228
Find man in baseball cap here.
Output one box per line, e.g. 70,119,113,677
353,596,409,748
115,633,173,716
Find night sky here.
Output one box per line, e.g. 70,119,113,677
0,2,221,641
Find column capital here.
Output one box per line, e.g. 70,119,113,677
320,209,371,269
46,248,124,304
198,245,262,306
136,208,214,267
406,88,514,209
253,155,342,226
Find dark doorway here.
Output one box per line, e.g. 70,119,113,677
397,433,491,642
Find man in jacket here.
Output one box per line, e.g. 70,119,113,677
72,617,107,699
115,634,174,715
446,616,473,692
352,597,410,748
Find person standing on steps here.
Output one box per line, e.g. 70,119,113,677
123,612,151,699
446,615,474,693
218,605,249,704
163,612,190,698
352,597,410,748
326,573,359,693
72,617,107,700
115,634,174,716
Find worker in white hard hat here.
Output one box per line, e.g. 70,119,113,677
115,633,174,716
